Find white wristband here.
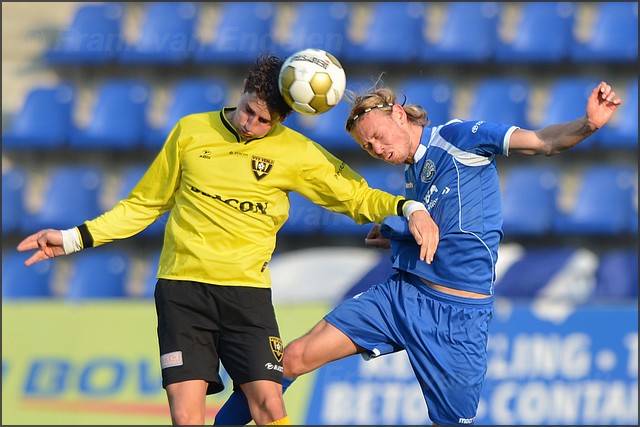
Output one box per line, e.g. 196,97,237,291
61,228,82,255
402,200,427,219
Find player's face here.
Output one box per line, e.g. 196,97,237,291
352,107,413,165
231,92,279,140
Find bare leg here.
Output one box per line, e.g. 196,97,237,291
240,379,287,425
165,379,208,425
284,319,361,379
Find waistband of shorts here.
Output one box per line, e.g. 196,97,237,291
403,272,494,308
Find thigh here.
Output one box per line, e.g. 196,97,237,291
324,273,406,359
284,319,360,377
404,286,493,425
155,279,224,394
216,286,284,385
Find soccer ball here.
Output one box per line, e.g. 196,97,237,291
279,48,347,115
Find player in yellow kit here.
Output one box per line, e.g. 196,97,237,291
17,53,437,426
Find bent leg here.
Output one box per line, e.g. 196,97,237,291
284,319,361,379
166,379,208,425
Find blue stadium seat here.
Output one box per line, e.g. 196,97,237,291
23,165,104,233
593,249,639,300
501,166,560,236
141,250,161,299
321,163,406,236
396,77,454,127
117,164,169,238
2,83,75,150
631,175,638,234
553,165,636,235
419,2,501,63
68,78,150,150
144,78,227,149
193,2,276,64
118,2,199,65
43,3,124,65
286,76,372,153
275,2,350,59
570,2,638,63
2,167,27,235
344,2,425,63
287,99,352,153
598,78,638,149
278,191,324,237
2,251,55,299
494,246,584,299
65,249,130,300
537,76,601,150
494,2,575,63
466,77,531,128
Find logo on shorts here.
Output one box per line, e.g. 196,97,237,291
160,351,183,369
264,362,283,372
269,336,283,362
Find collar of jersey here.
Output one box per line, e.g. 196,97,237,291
220,107,276,144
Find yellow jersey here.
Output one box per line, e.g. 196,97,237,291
77,108,405,288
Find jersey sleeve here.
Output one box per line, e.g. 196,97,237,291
81,124,182,247
292,141,404,225
438,119,516,157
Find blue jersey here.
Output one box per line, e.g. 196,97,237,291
381,119,518,295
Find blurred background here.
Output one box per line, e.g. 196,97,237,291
2,2,637,425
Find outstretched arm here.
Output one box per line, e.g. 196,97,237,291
509,81,622,156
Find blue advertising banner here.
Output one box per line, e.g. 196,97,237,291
304,303,638,425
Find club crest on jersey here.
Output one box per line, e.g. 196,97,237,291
269,336,283,362
420,160,436,183
252,156,274,180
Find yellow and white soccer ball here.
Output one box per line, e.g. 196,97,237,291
278,48,347,115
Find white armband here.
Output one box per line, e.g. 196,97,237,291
402,200,427,219
61,227,82,255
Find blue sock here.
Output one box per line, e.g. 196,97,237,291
213,377,295,425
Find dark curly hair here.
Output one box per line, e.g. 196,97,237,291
243,53,293,119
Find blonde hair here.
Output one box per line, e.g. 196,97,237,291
344,77,429,134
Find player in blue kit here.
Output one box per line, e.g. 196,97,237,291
214,80,622,425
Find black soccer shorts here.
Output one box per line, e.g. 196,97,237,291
154,279,284,395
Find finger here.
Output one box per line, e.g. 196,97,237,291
427,235,438,264
24,252,46,267
365,238,390,249
17,234,39,251
420,241,428,263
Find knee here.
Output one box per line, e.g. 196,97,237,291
282,340,306,379
171,409,204,425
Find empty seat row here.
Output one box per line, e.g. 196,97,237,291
5,162,635,238
4,76,637,152
2,78,227,151
493,246,638,302
4,245,636,301
42,2,638,66
2,164,168,236
501,165,638,236
2,248,160,300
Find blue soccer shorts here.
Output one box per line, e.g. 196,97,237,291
324,270,493,425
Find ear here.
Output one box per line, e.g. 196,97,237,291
278,112,291,123
392,103,405,122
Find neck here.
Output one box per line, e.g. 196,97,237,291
406,123,424,164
